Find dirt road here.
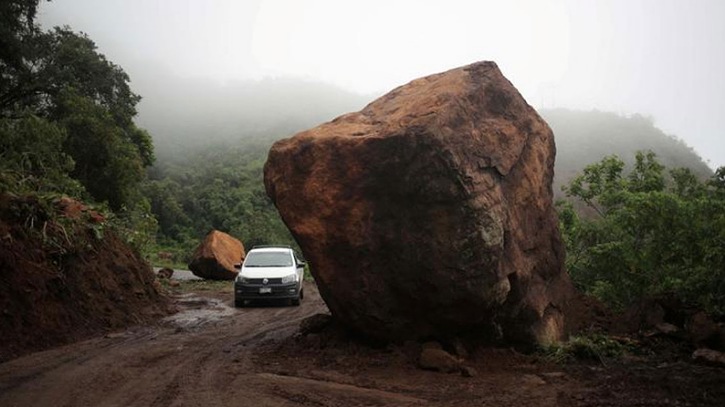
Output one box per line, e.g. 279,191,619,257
1,284,724,407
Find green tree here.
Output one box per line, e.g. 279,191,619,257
0,0,43,113
559,151,725,315
56,89,147,209
0,113,82,195
1,0,153,211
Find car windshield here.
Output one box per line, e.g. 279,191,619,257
244,252,293,267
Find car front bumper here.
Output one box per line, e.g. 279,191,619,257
234,282,300,300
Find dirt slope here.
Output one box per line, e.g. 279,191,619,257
0,194,171,362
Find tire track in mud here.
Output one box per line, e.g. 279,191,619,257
0,285,327,407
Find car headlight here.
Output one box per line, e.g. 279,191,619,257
236,275,249,284
281,273,297,284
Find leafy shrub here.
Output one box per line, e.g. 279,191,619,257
558,152,725,316
540,334,635,364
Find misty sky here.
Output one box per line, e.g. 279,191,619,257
39,0,725,168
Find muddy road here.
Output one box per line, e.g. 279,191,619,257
1,284,724,407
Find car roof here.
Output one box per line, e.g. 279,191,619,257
247,247,293,253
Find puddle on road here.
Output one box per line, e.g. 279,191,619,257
163,293,235,331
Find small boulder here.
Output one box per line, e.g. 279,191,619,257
419,348,461,373
188,230,245,280
652,322,679,336
450,338,469,358
460,365,478,378
521,374,547,386
156,268,174,279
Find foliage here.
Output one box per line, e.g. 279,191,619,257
540,333,635,364
1,193,110,259
105,198,159,255
0,0,43,109
0,113,83,196
56,88,148,209
1,1,153,212
158,279,233,294
1,0,157,254
143,139,296,265
559,151,725,316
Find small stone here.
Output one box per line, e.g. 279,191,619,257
541,371,566,379
419,348,460,373
655,322,679,335
521,374,546,386
451,338,469,358
169,280,180,287
157,267,174,279
460,366,477,378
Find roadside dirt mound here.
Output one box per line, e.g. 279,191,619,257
0,194,171,362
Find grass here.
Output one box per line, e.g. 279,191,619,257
158,278,233,294
539,333,636,365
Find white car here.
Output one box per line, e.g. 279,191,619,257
233,246,305,307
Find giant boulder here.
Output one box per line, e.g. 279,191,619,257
188,230,246,280
264,61,574,345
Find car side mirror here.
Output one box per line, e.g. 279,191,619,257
297,261,306,268
234,263,242,270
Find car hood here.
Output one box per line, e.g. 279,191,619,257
240,266,296,279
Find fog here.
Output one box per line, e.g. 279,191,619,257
39,0,725,168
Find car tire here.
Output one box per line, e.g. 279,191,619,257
235,299,245,308
291,296,301,307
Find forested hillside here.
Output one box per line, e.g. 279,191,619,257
542,109,712,196
143,137,292,262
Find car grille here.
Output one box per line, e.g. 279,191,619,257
244,278,283,285
235,282,298,298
